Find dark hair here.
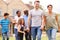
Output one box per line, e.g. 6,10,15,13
4,13,9,16
24,10,28,15
34,1,40,4
47,4,53,8
18,18,25,26
16,10,21,14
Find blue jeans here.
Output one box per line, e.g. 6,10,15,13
31,26,42,40
2,32,9,40
46,28,57,40
14,28,18,40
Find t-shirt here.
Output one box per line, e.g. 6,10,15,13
44,12,58,30
14,16,21,29
29,9,44,27
23,15,28,29
0,18,10,33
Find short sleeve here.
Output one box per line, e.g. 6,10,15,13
0,20,1,25
41,10,45,16
29,10,32,17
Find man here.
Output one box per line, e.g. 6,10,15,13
0,13,10,40
14,11,21,40
28,0,44,40
23,10,31,40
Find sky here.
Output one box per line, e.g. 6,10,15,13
22,0,60,14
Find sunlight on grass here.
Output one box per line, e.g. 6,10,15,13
0,35,60,40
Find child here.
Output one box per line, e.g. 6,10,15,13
17,18,25,40
0,13,10,40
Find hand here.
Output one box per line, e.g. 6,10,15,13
23,32,25,34
40,25,44,30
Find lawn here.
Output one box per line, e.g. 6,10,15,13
0,36,60,40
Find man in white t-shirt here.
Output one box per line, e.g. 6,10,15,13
28,0,44,40
14,11,21,40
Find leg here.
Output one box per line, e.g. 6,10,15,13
37,27,42,40
20,33,23,40
51,28,57,40
14,28,18,40
31,27,37,40
46,28,52,40
28,31,31,40
6,32,9,40
2,33,5,40
25,31,29,40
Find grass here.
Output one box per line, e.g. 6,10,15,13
0,36,60,40
0,33,60,40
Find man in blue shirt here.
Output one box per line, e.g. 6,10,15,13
23,10,31,40
0,13,10,40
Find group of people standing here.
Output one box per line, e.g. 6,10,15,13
0,0,58,40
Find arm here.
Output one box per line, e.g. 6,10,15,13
56,15,58,23
41,15,45,29
17,25,25,33
28,10,32,27
55,15,59,26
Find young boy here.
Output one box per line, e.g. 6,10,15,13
0,13,10,40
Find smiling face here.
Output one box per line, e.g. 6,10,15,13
47,5,53,12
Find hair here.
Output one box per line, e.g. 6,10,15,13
47,4,53,8
34,1,40,4
16,10,21,14
4,13,9,16
24,10,28,15
17,18,25,26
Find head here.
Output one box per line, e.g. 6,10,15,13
18,18,25,26
24,10,28,16
34,0,40,9
4,13,9,19
47,4,53,12
16,10,21,17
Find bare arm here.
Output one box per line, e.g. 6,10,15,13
56,15,58,23
17,25,24,33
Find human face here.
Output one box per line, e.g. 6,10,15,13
34,2,40,9
47,6,52,12
4,15,9,19
17,11,21,17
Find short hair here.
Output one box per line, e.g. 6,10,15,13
16,10,21,14
34,0,40,4
47,4,53,8
24,10,28,15
4,13,9,16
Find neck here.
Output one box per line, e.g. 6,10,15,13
48,11,52,14
18,15,20,17
4,18,7,19
35,8,39,10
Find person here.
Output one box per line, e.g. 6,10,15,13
14,11,21,40
17,18,25,40
0,13,10,40
28,0,44,40
23,10,31,40
44,4,58,40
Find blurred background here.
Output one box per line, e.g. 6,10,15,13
0,0,60,40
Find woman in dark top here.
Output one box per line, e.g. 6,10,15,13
17,18,25,40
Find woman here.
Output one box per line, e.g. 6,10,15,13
44,4,58,40
17,18,25,40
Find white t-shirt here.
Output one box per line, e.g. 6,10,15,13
29,9,44,27
14,16,21,29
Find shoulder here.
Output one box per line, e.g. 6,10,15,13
1,19,4,21
30,9,35,12
52,12,57,16
44,12,48,16
14,16,17,18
